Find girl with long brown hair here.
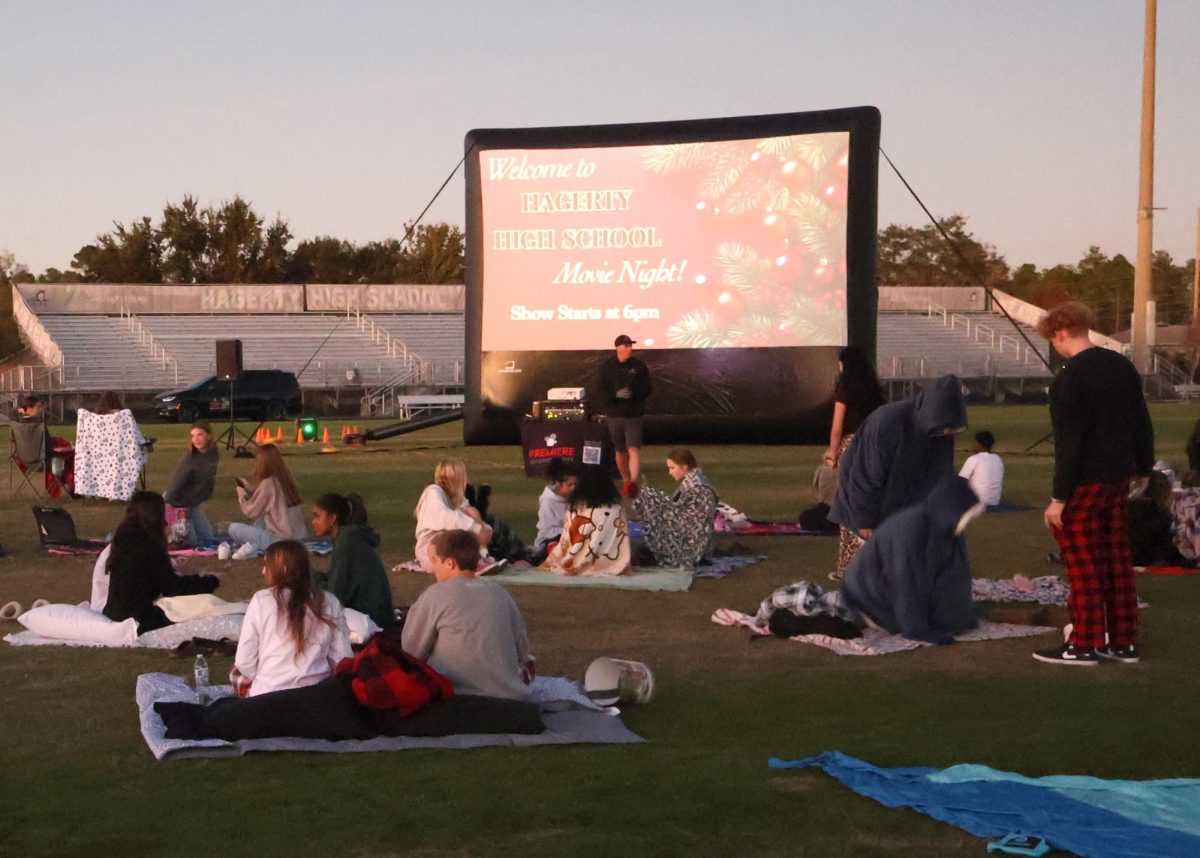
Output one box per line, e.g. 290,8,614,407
100,490,219,632
233,540,352,697
229,443,307,559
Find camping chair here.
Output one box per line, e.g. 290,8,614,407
31,506,108,553
9,420,65,499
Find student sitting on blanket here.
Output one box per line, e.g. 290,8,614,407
842,475,982,644
632,447,718,568
1172,471,1200,564
310,492,396,629
229,443,307,560
414,459,494,574
541,465,631,577
1128,471,1190,567
163,419,219,547
233,540,353,698
402,529,535,701
102,491,220,633
530,458,579,565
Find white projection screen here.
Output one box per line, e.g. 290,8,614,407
464,108,880,444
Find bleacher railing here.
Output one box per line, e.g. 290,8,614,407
10,286,64,370
0,363,65,393
927,300,1045,366
349,301,465,415
119,303,180,385
360,360,465,417
346,303,424,374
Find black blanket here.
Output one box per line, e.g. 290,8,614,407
154,676,544,742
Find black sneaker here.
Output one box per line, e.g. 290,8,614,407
1032,643,1100,666
1096,644,1140,664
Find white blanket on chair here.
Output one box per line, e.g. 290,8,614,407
74,408,148,501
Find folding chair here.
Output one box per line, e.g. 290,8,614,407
9,420,65,499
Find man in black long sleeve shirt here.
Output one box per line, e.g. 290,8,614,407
1034,302,1153,666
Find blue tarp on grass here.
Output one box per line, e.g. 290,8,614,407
770,751,1200,858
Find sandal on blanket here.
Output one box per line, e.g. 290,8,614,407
0,601,23,620
176,637,238,658
170,638,203,658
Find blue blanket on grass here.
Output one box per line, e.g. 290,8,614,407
770,751,1200,858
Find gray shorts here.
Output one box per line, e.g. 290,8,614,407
606,417,643,452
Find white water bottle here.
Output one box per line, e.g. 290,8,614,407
193,653,209,700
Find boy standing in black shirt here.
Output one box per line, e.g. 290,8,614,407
1035,302,1153,666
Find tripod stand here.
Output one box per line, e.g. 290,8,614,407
215,379,264,458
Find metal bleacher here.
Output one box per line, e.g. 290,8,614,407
23,311,466,395
876,310,1052,381
37,315,182,391
16,296,1056,404
138,314,417,389
368,314,465,385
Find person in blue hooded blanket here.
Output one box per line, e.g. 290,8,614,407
842,475,984,643
828,374,967,579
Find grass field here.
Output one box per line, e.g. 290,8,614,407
2,404,1198,857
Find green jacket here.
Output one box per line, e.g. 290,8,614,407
315,524,394,630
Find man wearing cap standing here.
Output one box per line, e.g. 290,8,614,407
597,335,651,496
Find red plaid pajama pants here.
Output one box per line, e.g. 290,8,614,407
1053,481,1139,649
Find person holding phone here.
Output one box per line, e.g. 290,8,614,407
228,444,307,560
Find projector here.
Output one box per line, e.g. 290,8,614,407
534,399,590,421
547,387,585,401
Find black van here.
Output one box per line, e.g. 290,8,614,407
154,370,303,422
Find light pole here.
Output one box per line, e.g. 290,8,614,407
1130,0,1156,371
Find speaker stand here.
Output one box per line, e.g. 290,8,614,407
214,380,262,457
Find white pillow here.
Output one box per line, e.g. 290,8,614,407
18,603,138,646
343,607,381,645
155,594,247,622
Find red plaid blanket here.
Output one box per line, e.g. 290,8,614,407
334,629,453,715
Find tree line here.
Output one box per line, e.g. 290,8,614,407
877,214,1197,335
5,200,1197,337
9,195,464,286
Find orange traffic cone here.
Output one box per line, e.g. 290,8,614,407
275,426,283,442
341,425,348,438
321,427,337,454
322,428,330,444
296,427,304,445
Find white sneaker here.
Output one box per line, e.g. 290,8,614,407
217,542,232,561
232,542,258,561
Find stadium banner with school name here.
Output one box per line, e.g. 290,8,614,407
15,283,463,315
303,283,464,313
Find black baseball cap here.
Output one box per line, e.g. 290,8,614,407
614,334,636,346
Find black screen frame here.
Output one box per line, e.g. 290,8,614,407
464,107,880,445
